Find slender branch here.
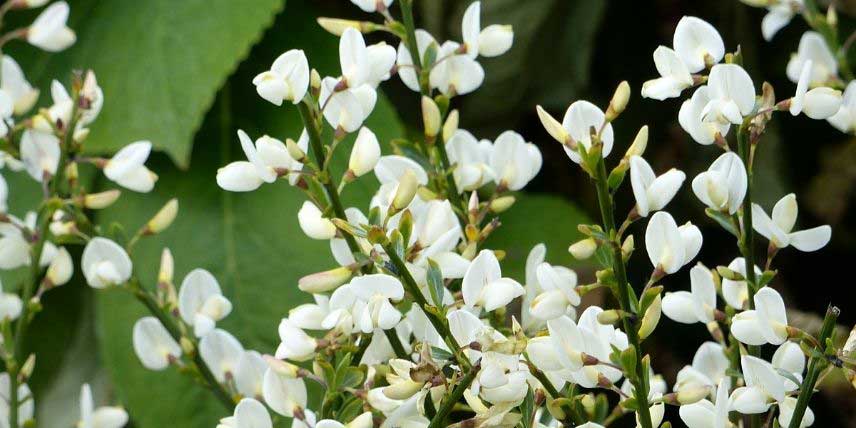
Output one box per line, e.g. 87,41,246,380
787,305,840,428
384,329,408,358
592,156,653,428
524,354,582,426
426,360,480,428
399,0,430,95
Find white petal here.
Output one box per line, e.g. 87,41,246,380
217,161,264,192
708,64,756,116
753,287,788,345
803,87,842,120
690,264,716,323
233,398,272,428
235,350,267,398
673,16,725,72
297,201,337,240
199,329,244,382
132,317,181,370
731,310,767,346
262,369,307,417
789,225,831,252
461,1,481,58
662,291,700,324
81,238,132,288
561,101,614,163
478,25,513,57
645,211,684,273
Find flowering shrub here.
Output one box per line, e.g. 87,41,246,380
1,0,855,427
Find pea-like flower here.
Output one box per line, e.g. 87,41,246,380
178,269,233,337
460,2,514,59
349,274,405,333
789,60,842,120
445,129,493,192
262,366,308,417
680,86,731,145
528,262,580,321
827,81,856,133
297,201,337,240
691,152,747,214
0,279,23,321
641,46,694,100
630,156,685,217
275,318,317,362
674,342,729,393
20,130,60,182
78,383,128,428
786,32,837,86
319,77,376,133
760,0,803,41
702,64,756,126
476,352,528,403
662,264,717,324
645,211,703,274
26,1,76,52
132,316,181,370
462,249,524,311
104,141,157,193
489,131,542,191
730,355,785,414
217,130,306,192
1,55,39,115
217,398,271,428
731,287,789,346
429,41,485,96
751,193,831,251
720,257,762,310
678,378,731,428
560,100,614,164
199,328,244,383
81,237,132,288
673,16,725,73
252,50,309,106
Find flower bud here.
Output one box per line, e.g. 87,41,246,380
45,247,73,286
263,355,300,378
828,5,838,27
421,96,441,139
536,105,571,146
383,380,423,400
65,161,78,182
597,309,621,325
621,235,635,259
738,0,772,6
20,0,51,9
716,266,743,281
392,169,419,211
676,385,710,405
83,190,121,209
146,198,178,234
317,17,363,36
489,195,515,213
298,201,336,240
625,125,648,158
443,109,459,142
180,337,195,356
569,238,597,260
286,138,306,163
298,266,352,293
478,25,514,57
19,354,36,382
638,293,662,340
158,248,174,285
605,81,630,122
349,127,381,177
310,69,322,92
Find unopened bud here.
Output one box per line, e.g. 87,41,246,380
310,69,322,92
180,337,195,355
828,5,838,27
489,195,515,213
443,109,459,142
264,355,300,378
597,309,621,325
638,293,662,340
65,161,78,182
83,190,121,209
158,248,175,285
536,105,571,146
383,380,424,400
421,97,441,139
349,127,381,177
738,0,772,7
605,81,630,121
569,238,597,260
49,220,75,237
45,247,73,287
392,169,419,210
716,266,743,281
580,394,596,415
621,235,635,259
676,385,710,405
146,198,178,234
286,138,306,162
298,266,353,293
317,17,363,36
625,125,648,158
546,398,567,421
417,186,438,201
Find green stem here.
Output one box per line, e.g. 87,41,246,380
426,360,480,428
380,241,468,369
787,305,839,428
399,0,430,95
383,329,408,358
524,355,582,426
129,280,235,410
593,156,653,428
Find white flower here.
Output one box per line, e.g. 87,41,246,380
478,25,514,57
573,307,629,388
79,71,104,126
315,413,373,428
262,368,307,417
26,1,76,52
773,341,806,391
445,130,493,191
730,355,785,414
218,129,307,192
0,221,29,270
0,279,23,321
297,201,337,240
678,378,731,428
20,130,60,182
0,92,10,140
199,329,244,382
178,269,233,337
777,396,815,428
732,287,789,346
235,351,267,399
673,16,725,72
662,263,717,324
641,46,694,100
561,101,614,164
477,352,528,403
0,173,6,213
680,86,731,145
1,56,39,115
674,342,729,392
828,81,856,133
349,274,404,333
365,42,397,88
131,316,181,370
629,156,685,217
521,244,548,332
721,257,762,310
692,152,747,215
645,211,702,274
430,41,485,96
0,373,34,427
490,130,542,191
217,398,271,428
462,250,524,311
702,64,755,126
45,246,73,286
275,319,317,362
350,0,393,13
752,193,831,251
412,200,468,277
78,383,128,428
461,1,482,58
81,238,132,288
786,32,837,86
397,29,437,92
528,262,579,321
349,127,381,177
104,141,157,192
319,77,376,133
252,50,309,106
789,61,842,120
545,315,586,371
761,0,803,41
447,309,503,362
374,155,429,186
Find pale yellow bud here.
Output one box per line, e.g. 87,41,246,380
489,196,516,213
392,169,419,211
596,309,621,325
83,190,121,209
569,238,597,260
298,266,353,293
65,161,78,182
606,81,631,121
147,199,178,234
625,125,648,158
383,380,424,400
536,105,570,146
443,109,459,142
621,235,635,259
421,96,441,139
264,355,300,378
158,248,174,285
638,293,662,340
45,247,73,286
19,354,36,381
310,69,322,91
828,6,838,26
286,138,306,163
317,17,362,36
677,385,711,405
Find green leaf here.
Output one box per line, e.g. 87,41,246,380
520,387,535,428
92,3,404,427
426,259,445,308
705,208,739,238
8,0,285,167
